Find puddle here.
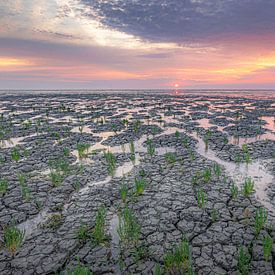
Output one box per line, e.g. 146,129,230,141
191,133,275,215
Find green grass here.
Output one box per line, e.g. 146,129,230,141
18,173,27,186
213,164,221,177
165,152,176,165
230,184,238,199
242,177,254,197
237,246,251,275
197,188,206,208
135,178,146,196
118,204,140,245
120,184,128,203
4,225,25,254
254,208,267,236
21,184,31,202
92,205,107,245
203,168,211,183
147,143,155,157
77,143,90,159
263,235,273,261
11,146,20,162
104,151,116,176
49,171,64,187
0,178,8,194
163,239,193,273
44,213,63,229
129,141,136,163
68,261,91,275
76,223,90,243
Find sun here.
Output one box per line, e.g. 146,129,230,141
174,83,179,88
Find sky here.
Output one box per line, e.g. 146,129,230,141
0,0,275,89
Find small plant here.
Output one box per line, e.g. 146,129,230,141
76,223,90,243
68,260,91,275
139,169,146,177
182,137,189,148
63,147,70,157
254,208,267,236
242,144,248,153
244,153,251,164
213,164,221,177
129,141,136,163
73,180,81,191
164,239,193,273
92,205,107,245
165,152,176,165
175,131,180,139
197,188,206,208
189,150,195,161
203,168,211,183
49,171,64,187
11,147,20,162
104,151,116,176
44,213,63,229
155,263,162,275
263,235,273,261
133,120,141,133
211,209,219,222
147,143,155,157
135,177,146,196
120,184,128,203
77,143,90,159
4,225,25,254
118,204,140,245
0,178,8,194
242,177,254,196
237,246,250,275
230,184,238,199
18,173,27,186
21,184,31,202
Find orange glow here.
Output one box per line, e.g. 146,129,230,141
0,58,31,67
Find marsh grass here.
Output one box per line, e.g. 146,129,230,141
21,184,31,202
165,152,176,165
11,147,20,162
237,246,251,275
104,151,116,176
129,141,136,163
147,143,155,157
77,143,90,159
50,171,64,187
133,120,141,133
263,235,273,261
197,188,206,208
230,184,238,199
254,208,267,236
163,239,193,274
134,177,146,196
92,205,107,245
44,213,63,229
213,164,221,177
4,225,25,254
118,205,140,245
0,178,8,194
242,177,254,196
68,261,91,275
76,223,90,243
203,168,211,183
120,184,128,203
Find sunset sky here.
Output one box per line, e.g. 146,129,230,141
0,0,275,89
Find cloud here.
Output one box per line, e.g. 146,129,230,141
81,0,275,43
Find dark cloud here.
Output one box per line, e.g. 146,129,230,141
81,0,275,43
